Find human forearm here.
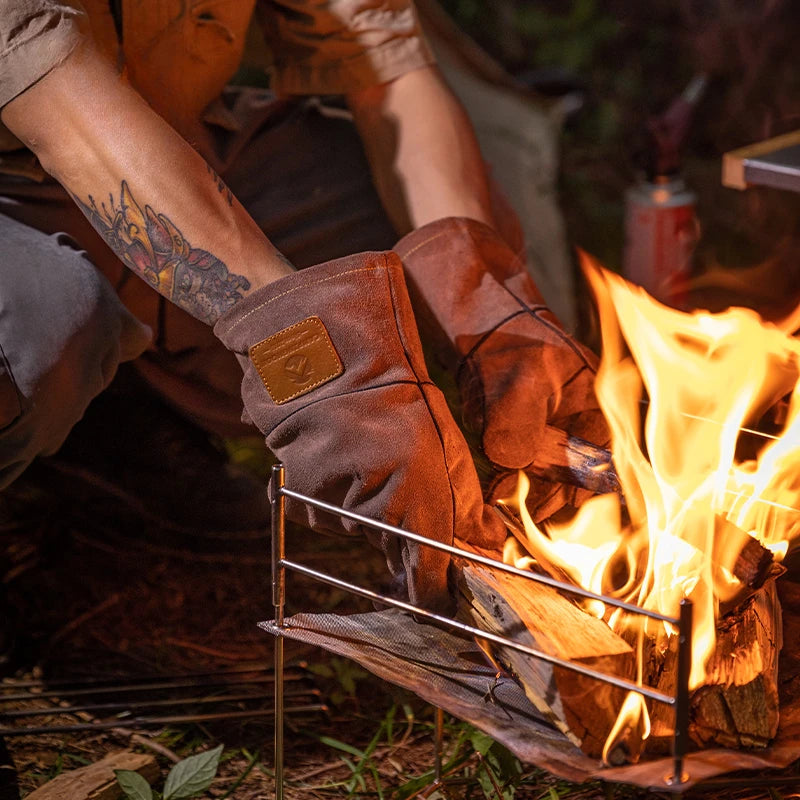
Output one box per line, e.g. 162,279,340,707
0,41,293,325
347,65,494,235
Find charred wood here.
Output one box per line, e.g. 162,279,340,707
648,579,782,751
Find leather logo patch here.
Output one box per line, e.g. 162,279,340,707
249,316,343,405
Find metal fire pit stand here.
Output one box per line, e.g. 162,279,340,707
267,464,694,799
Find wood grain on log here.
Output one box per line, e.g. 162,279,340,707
648,579,782,751
456,558,635,758
531,426,620,496
26,751,159,800
692,579,782,748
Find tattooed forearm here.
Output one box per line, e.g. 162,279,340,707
73,181,250,324
207,163,233,206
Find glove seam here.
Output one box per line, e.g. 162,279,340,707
394,229,451,261
382,258,458,546
217,265,382,339
530,308,598,372
456,308,529,373
267,378,440,427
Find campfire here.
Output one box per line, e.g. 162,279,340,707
265,253,800,791
485,252,800,764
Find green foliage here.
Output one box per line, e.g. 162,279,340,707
115,744,223,800
308,707,398,798
515,0,621,73
308,656,370,706
115,770,154,800
308,704,528,799
468,729,524,800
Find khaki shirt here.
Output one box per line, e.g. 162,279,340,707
0,0,433,152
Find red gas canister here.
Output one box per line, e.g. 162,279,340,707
623,174,698,307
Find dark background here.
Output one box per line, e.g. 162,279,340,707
441,0,800,317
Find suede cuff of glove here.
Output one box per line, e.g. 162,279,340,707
395,217,610,521
214,250,506,610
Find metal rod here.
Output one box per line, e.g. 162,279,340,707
280,488,678,625
434,707,444,783
277,559,675,706
0,663,290,690
271,464,286,800
1,689,320,718
268,469,791,793
0,674,286,703
668,598,693,786
0,706,328,737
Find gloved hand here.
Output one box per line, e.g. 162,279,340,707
214,250,506,610
395,217,609,522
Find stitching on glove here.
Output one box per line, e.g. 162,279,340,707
219,265,381,335
531,308,598,371
458,309,529,367
249,316,343,405
394,229,450,260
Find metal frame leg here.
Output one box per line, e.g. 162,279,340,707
668,598,693,786
271,465,287,800
434,707,444,783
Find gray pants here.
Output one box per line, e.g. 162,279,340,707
0,90,396,486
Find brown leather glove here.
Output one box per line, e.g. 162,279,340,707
395,217,609,522
214,250,506,610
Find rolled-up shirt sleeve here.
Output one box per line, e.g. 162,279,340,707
0,0,86,110
257,0,435,96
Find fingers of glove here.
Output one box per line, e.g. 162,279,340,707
486,469,580,525
530,308,599,372
466,312,599,469
461,351,549,470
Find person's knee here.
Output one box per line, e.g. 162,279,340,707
0,216,151,486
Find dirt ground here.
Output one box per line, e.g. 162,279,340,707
5,458,799,800
0,466,641,800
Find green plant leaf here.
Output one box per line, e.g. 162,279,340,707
114,769,154,800
485,742,523,786
317,735,366,759
163,744,223,799
469,729,496,756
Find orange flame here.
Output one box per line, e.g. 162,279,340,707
503,253,800,761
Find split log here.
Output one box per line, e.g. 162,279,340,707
714,516,776,599
501,505,775,594
455,557,635,758
530,426,620,496
26,751,159,800
647,579,782,751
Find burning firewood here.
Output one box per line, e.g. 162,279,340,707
493,505,784,755
455,554,635,759
455,542,783,761
647,578,782,751
500,503,776,595
527,425,620,496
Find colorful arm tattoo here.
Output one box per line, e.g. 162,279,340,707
73,180,250,324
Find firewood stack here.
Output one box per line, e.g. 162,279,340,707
456,427,787,762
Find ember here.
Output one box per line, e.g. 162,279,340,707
501,253,800,760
